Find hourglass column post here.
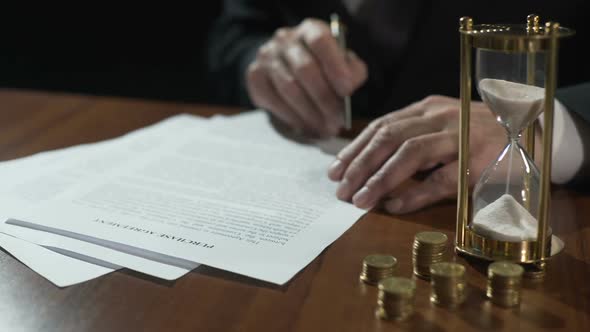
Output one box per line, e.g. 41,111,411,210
524,14,540,211
456,17,473,249
537,22,559,261
525,14,540,160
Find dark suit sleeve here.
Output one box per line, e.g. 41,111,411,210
207,0,284,107
556,83,590,124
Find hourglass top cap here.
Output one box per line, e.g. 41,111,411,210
459,15,574,52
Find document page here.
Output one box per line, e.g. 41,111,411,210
9,112,366,284
0,114,205,282
0,233,115,287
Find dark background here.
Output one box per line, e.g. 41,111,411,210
0,5,226,105
1,5,586,110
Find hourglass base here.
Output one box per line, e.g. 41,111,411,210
455,248,550,280
455,228,560,264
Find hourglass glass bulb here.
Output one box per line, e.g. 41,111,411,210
478,79,545,138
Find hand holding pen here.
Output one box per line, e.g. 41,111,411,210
245,17,367,137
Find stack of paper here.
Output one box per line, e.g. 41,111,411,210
0,111,365,287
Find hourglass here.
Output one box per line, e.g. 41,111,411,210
455,15,574,273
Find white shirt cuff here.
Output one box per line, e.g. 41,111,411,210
538,99,584,184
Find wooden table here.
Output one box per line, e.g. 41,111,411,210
0,89,588,332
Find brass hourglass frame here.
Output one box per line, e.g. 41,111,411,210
455,15,574,265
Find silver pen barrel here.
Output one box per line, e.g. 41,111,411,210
330,13,352,130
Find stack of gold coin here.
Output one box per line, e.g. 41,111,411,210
487,261,524,307
412,232,448,279
375,277,416,321
429,262,467,307
359,254,397,285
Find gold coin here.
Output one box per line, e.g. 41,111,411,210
430,262,465,278
488,261,524,278
378,277,416,297
364,254,397,269
415,232,448,245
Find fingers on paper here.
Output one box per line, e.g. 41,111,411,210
352,132,457,210
384,162,458,214
329,95,463,211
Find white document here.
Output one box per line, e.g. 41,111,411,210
0,223,197,280
0,114,204,282
0,233,115,287
7,111,365,284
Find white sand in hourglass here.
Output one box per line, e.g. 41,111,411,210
472,194,538,241
478,78,545,134
472,79,545,241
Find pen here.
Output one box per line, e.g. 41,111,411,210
330,13,352,130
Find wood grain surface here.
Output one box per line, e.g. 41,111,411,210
0,89,588,332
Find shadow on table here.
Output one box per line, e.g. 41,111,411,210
118,268,178,287
377,312,446,332
190,265,290,292
369,200,457,233
458,284,505,330
535,252,590,314
119,262,303,292
517,302,566,329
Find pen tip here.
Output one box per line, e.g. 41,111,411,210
331,13,339,22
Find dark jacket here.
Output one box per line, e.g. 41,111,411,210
208,0,589,119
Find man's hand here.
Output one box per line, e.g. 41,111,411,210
246,19,368,137
328,95,506,214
